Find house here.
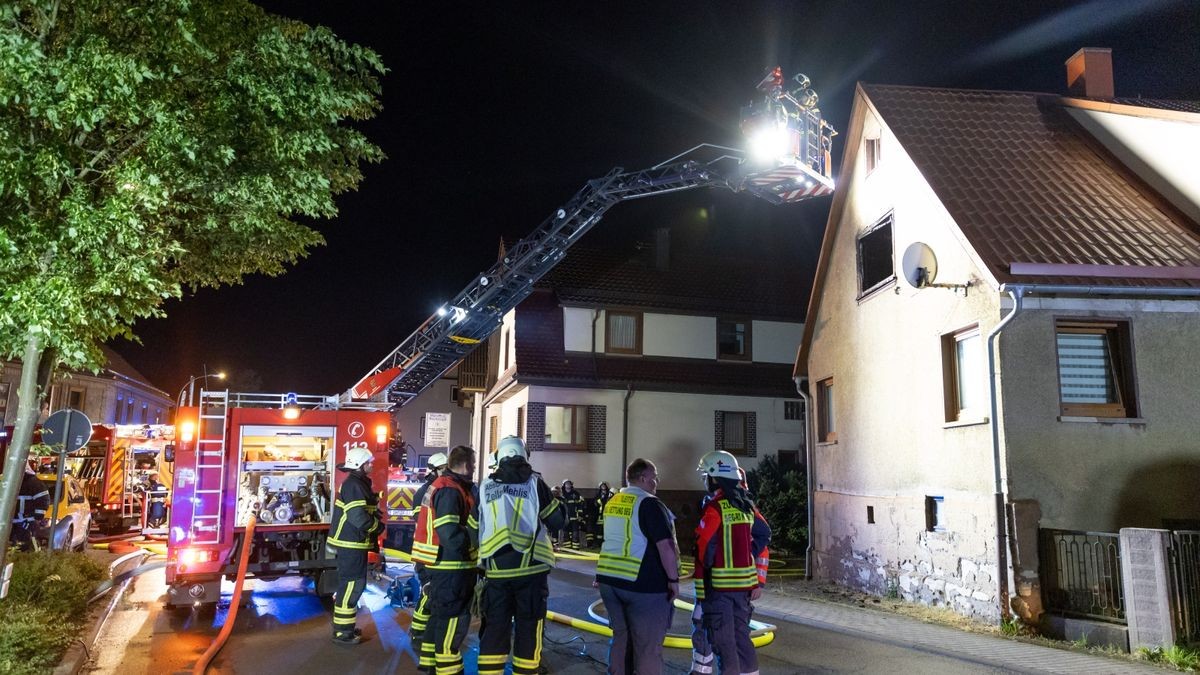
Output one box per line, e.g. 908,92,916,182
390,363,479,469
0,346,174,427
795,48,1200,628
471,232,808,531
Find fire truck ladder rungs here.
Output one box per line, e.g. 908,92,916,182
345,153,739,408
191,390,230,543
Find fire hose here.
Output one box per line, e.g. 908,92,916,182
193,515,257,675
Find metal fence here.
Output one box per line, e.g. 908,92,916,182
1171,530,1200,643
1039,528,1126,623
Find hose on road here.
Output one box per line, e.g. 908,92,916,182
193,515,257,675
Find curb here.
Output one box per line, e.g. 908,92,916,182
53,558,139,675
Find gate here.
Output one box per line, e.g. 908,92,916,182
1171,530,1200,643
1039,528,1125,623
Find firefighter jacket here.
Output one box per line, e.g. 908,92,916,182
595,489,613,525
478,458,563,578
561,488,585,523
693,488,771,599
328,469,383,550
14,472,50,526
596,486,654,582
412,471,478,570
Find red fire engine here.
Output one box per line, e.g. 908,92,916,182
166,391,391,608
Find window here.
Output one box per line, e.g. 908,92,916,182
1055,320,1137,418
778,450,799,468
721,412,748,454
817,378,835,442
925,495,945,532
544,405,587,450
867,505,875,524
717,319,751,360
450,385,460,403
865,137,881,174
605,311,642,355
857,214,894,297
943,327,984,421
154,409,163,424
516,406,526,440
124,396,135,424
502,328,511,371
140,403,148,424
783,400,803,421
67,388,86,411
489,417,499,453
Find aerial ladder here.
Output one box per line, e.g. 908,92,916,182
345,67,838,407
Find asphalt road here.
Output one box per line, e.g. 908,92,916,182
90,563,1009,674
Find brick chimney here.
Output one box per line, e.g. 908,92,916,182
1065,48,1114,98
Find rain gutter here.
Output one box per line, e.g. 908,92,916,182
793,375,815,580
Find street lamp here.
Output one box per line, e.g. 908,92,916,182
178,368,226,407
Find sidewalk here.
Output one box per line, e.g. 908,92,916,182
553,555,1159,675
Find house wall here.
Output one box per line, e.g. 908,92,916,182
391,376,473,469
806,98,1007,620
998,297,1200,532
0,361,171,427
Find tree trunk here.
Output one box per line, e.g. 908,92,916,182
0,331,46,573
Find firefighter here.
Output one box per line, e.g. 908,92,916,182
411,445,478,675
690,467,769,675
593,481,614,544
10,462,50,551
327,446,383,645
560,479,586,548
146,473,168,528
476,436,565,675
409,451,448,673
693,451,771,675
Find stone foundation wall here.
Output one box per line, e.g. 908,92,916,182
813,490,1003,622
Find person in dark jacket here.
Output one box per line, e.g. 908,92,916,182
560,480,586,548
476,437,565,675
327,447,383,645
593,481,614,544
11,463,50,551
409,452,448,672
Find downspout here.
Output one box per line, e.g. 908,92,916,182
794,375,815,580
986,285,1024,621
621,385,634,487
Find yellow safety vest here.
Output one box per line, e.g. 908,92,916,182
597,487,651,582
478,475,556,578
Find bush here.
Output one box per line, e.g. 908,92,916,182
0,550,106,674
745,456,808,555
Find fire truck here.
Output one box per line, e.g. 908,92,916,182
382,463,428,554
165,391,391,608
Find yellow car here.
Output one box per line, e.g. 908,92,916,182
36,472,92,551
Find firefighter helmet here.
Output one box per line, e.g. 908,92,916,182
343,446,374,471
697,450,740,479
427,452,448,470
496,436,527,461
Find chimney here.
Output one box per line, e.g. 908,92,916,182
655,227,670,272
1065,48,1114,99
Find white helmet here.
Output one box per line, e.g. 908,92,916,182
496,436,527,462
697,450,740,480
344,446,374,471
427,452,448,470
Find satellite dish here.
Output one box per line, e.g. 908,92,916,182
901,242,938,288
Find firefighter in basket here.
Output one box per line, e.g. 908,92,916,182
327,446,383,645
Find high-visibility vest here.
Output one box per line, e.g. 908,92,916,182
695,496,757,598
596,487,653,582
478,475,556,578
412,475,476,569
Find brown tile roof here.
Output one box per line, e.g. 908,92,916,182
537,245,807,320
512,290,797,397
862,84,1200,288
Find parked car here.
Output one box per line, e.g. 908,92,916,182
36,472,92,551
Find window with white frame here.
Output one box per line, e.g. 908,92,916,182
857,213,894,297
717,319,750,360
943,326,985,421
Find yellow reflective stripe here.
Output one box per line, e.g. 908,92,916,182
433,514,460,528
427,560,476,570
477,654,509,665
484,562,550,578
539,498,561,519
467,515,479,529
336,499,367,511
328,537,372,549
514,655,539,669
535,618,544,663
442,617,458,654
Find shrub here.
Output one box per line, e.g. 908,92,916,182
745,456,808,555
0,551,106,674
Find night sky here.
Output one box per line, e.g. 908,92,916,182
114,1,1200,398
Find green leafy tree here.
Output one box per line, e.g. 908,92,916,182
746,455,808,555
0,0,384,565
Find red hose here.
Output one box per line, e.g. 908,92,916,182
192,515,257,675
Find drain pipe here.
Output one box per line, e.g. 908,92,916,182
986,285,1024,621
621,385,635,486
794,375,816,580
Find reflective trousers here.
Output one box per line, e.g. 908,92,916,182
690,603,715,674
333,548,368,636
477,572,549,675
426,569,476,675
411,567,434,671
700,591,758,675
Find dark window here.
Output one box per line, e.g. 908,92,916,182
605,311,642,355
784,400,803,421
857,214,894,297
867,505,875,524
516,406,526,440
717,319,751,360
722,412,748,455
67,388,86,410
545,405,587,450
1055,320,1137,418
865,137,881,174
450,385,460,403
925,495,945,532
817,378,835,442
778,450,799,468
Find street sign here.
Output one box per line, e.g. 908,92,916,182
423,412,451,448
41,408,92,453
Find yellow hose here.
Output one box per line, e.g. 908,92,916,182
547,601,776,649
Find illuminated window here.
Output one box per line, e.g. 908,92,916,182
717,319,751,360
857,214,894,297
865,137,881,174
516,406,526,440
605,311,642,355
817,378,835,443
943,327,985,421
1055,320,1136,418
544,405,587,450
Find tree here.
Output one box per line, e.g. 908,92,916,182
0,0,384,566
745,456,808,556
